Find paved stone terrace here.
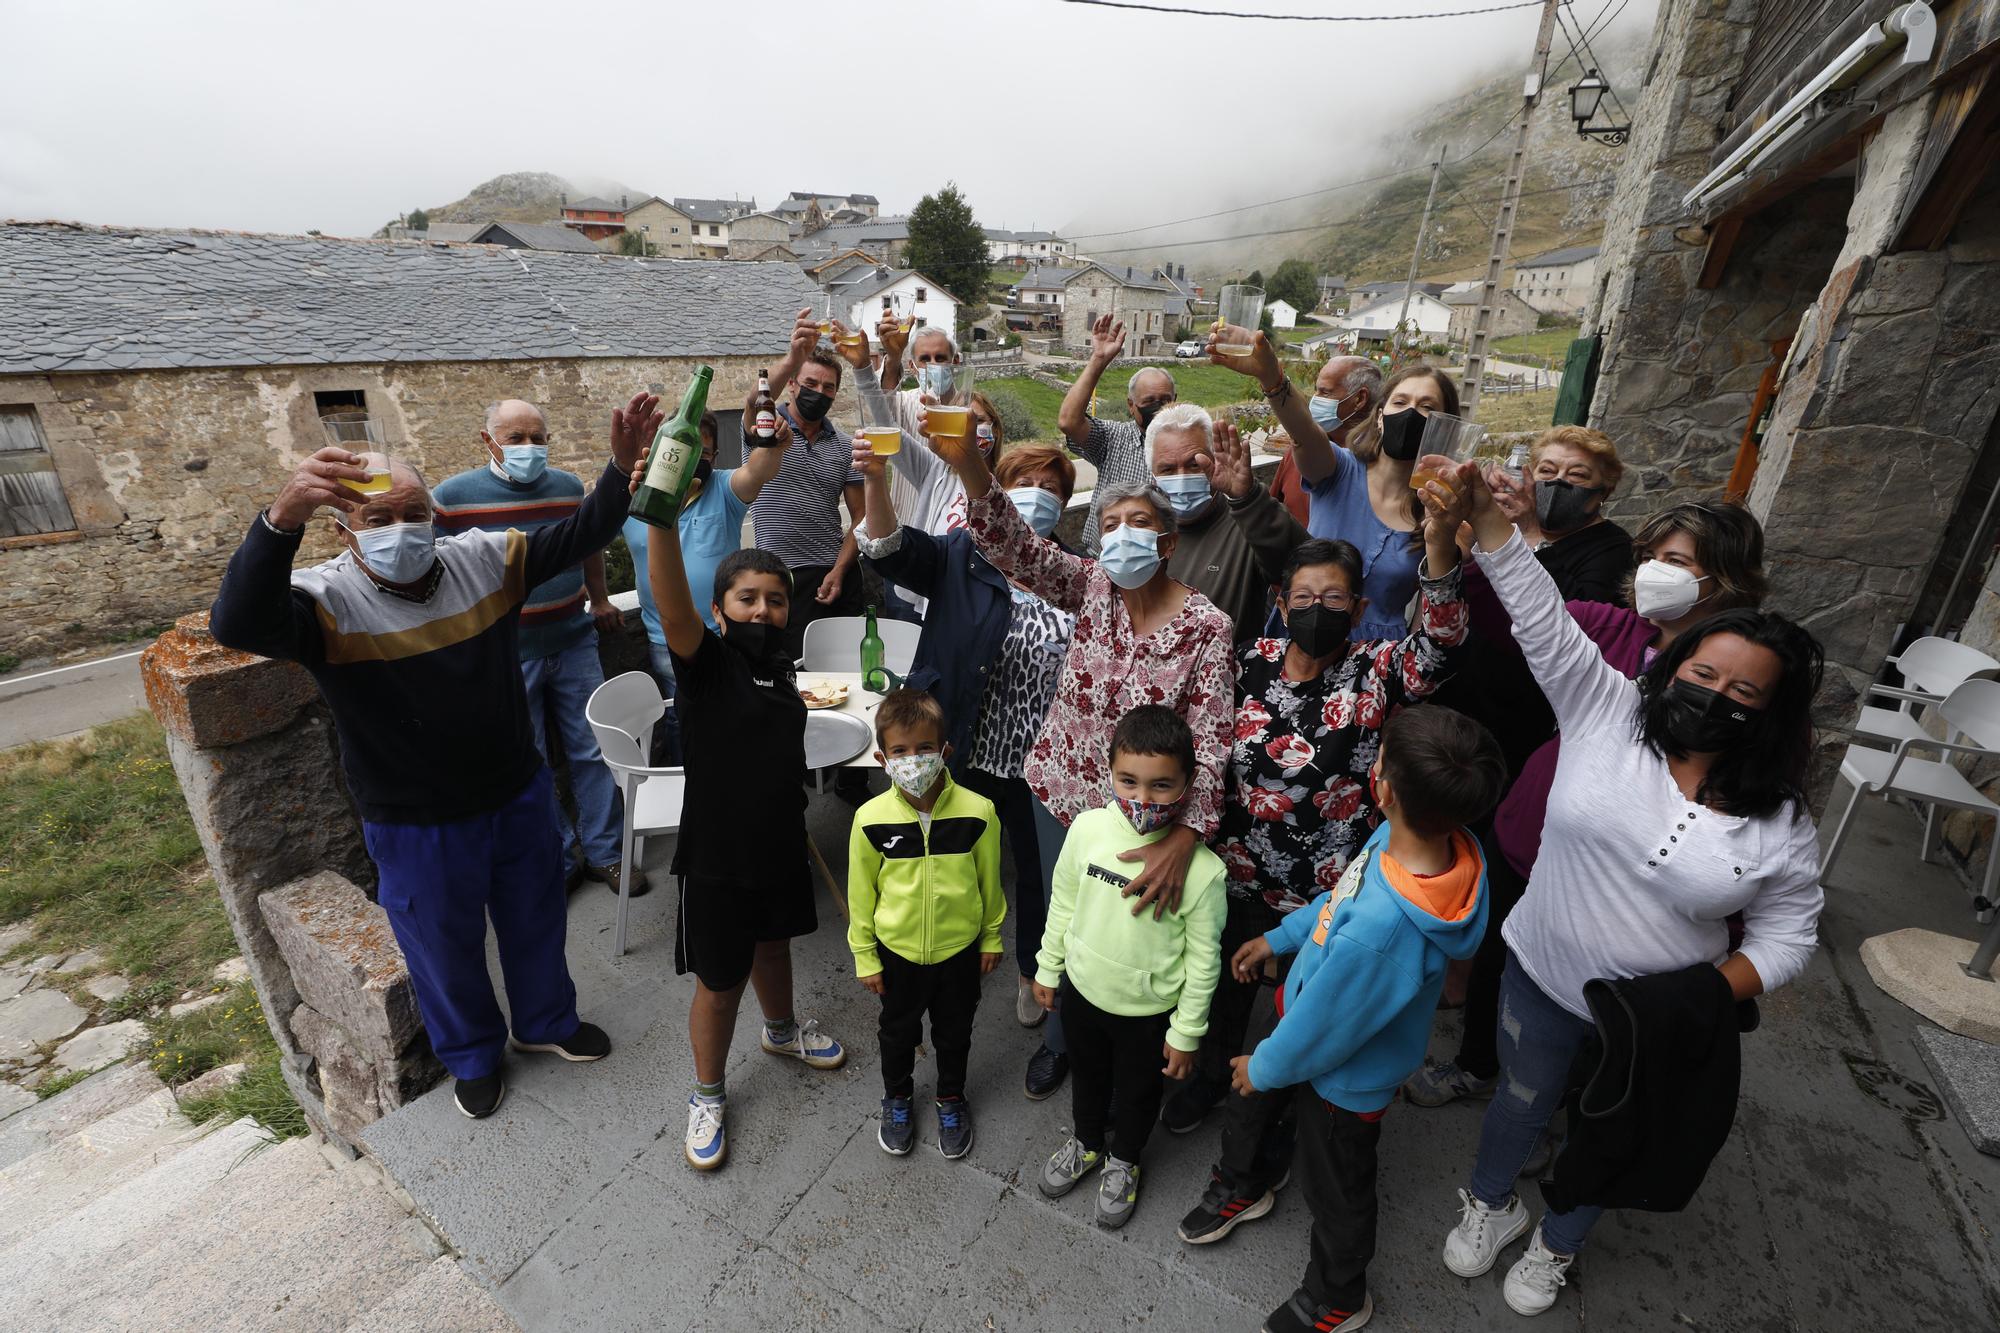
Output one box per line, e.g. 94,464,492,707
363,789,2000,1331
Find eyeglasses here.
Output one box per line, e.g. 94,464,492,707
1287,591,1355,611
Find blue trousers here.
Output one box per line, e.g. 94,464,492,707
645,640,682,767
365,768,581,1080
523,634,624,869
1468,953,1605,1254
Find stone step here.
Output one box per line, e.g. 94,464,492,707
342,1256,520,1333
0,1062,162,1169
0,1085,216,1250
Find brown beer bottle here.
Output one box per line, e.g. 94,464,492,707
749,370,779,447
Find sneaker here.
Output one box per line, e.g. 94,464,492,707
1160,1077,1226,1134
1024,1045,1068,1100
684,1096,727,1170
1402,1060,1497,1108
936,1096,973,1159
588,862,651,898
453,1069,506,1119
509,1021,611,1062
878,1096,915,1156
1177,1171,1275,1245
1502,1224,1575,1316
1442,1188,1530,1277
1261,1290,1374,1332
1096,1156,1142,1229
1015,979,1047,1028
1038,1133,1103,1198
761,1019,846,1070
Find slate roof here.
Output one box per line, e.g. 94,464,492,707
1085,263,1172,292
985,228,1066,244
0,221,821,375
1014,264,1084,290
563,196,623,214
472,221,603,254
1516,243,1600,269
423,223,486,243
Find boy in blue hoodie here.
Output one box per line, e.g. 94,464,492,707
1231,705,1506,1333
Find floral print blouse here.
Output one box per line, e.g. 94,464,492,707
1215,562,1467,914
965,482,1237,834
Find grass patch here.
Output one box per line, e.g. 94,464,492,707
0,654,19,676
1491,325,1582,368
147,978,303,1138
177,1052,305,1139
0,715,234,990
1475,386,1561,434
36,1069,88,1100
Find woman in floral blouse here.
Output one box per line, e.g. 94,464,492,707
1169,531,1466,1245
945,426,1237,1101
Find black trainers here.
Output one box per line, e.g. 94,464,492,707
1160,1077,1227,1134
879,1096,915,1156
1024,1045,1069,1101
1177,1170,1276,1245
936,1096,973,1159
509,1021,611,1062
454,1069,506,1119
1262,1290,1373,1332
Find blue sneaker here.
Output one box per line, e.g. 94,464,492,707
879,1096,915,1156
935,1096,973,1159
684,1096,726,1171
762,1018,847,1070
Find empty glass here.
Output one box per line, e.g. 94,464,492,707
1214,285,1266,355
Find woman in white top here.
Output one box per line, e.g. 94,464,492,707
1421,459,1825,1318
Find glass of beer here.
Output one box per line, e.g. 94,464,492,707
320,414,393,495
892,295,915,336
922,364,978,454
861,396,901,458
1214,285,1265,355
1410,412,1488,494
816,294,835,339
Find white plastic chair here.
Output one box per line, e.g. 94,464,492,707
1852,637,2000,747
799,616,921,675
1822,678,2000,979
584,671,686,960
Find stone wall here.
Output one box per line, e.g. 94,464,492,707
1,353,777,659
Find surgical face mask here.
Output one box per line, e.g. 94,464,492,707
1153,471,1213,518
1286,603,1352,658
1378,407,1426,461
1098,523,1163,590
1309,392,1358,433
719,614,781,662
1115,791,1184,836
1632,559,1710,621
885,752,945,801
496,444,547,484
351,520,436,585
917,364,953,398
1008,486,1062,538
793,386,833,423
1535,478,1605,534
1661,678,1758,753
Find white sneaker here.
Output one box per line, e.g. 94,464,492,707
761,1018,847,1070
1442,1188,1529,1277
1502,1224,1575,1316
684,1096,726,1171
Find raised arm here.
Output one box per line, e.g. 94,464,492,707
209,445,371,663
961,458,1091,613
1211,418,1310,585
1372,558,1468,707
629,451,709,662
764,308,820,397
1058,315,1125,452
874,309,909,393
728,418,792,505
522,392,658,587
1209,328,1337,483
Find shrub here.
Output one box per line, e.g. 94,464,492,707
981,386,1036,444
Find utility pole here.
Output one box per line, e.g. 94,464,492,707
1395,143,1447,358
1462,0,1563,419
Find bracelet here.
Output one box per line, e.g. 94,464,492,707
607,456,632,480
1262,377,1291,401
260,508,304,537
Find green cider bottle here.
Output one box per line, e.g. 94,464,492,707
860,605,887,693
629,365,714,527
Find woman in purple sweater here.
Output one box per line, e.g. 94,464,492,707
1406,500,1770,1109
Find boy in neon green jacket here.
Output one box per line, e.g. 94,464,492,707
1032,705,1227,1230
847,689,1004,1161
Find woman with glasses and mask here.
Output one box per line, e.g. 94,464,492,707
1418,462,1822,1318
1170,526,1467,1246
1490,427,1633,605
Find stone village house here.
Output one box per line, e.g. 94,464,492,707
0,222,819,659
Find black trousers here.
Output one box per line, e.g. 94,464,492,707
957,766,1045,980
1192,893,1281,1089
877,943,981,1100
1455,835,1529,1080
1294,1093,1384,1312
783,562,863,660
1062,977,1170,1161
1216,991,1299,1196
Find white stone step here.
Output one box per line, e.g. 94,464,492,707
0,1062,162,1169
0,1086,215,1250
343,1256,520,1333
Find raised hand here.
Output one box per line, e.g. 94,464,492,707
270,446,369,528
1209,326,1283,391
876,310,908,363
611,391,664,472
789,307,821,360
828,321,871,371
1088,314,1127,364
848,439,887,482
1210,417,1254,501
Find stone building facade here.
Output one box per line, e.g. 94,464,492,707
1059,263,1175,357
0,223,818,659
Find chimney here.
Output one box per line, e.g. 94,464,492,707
620,194,628,210
1178,264,1186,281
560,192,568,207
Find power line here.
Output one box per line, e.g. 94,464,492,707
1558,0,1631,120
1060,0,1547,19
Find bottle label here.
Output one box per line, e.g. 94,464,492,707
644,436,698,495
754,410,778,438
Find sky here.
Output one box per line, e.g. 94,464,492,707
0,0,1657,243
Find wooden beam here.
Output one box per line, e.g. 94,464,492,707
1697,215,1747,290
1894,66,2000,250
1727,337,1795,503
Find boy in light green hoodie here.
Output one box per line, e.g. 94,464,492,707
847,689,1005,1161
1033,705,1227,1229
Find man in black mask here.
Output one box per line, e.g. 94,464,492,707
1057,313,1178,555
748,318,868,659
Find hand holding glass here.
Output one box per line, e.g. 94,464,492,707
1213,285,1265,356
1410,413,1489,494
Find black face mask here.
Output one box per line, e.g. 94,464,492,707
1662,678,1757,752
1378,407,1425,461
1535,478,1604,533
1286,604,1352,659
1135,401,1170,432
719,616,782,663
793,387,833,423
692,457,715,487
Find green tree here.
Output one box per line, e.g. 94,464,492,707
406,208,430,231
980,387,1036,444
615,232,654,257
1245,268,1265,289
1267,259,1318,315
905,182,991,307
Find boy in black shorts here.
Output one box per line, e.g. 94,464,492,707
639,475,847,1173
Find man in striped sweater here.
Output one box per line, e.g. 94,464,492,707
209,391,661,1120
433,400,643,898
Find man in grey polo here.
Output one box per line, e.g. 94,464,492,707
1056,313,1177,555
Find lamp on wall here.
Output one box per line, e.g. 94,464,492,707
1569,69,1631,146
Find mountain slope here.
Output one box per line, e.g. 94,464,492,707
391,172,644,231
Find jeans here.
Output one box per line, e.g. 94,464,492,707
645,641,682,767
522,634,623,870
1032,796,1069,1057
1455,830,1528,1080
958,766,1046,980
1468,953,1604,1255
